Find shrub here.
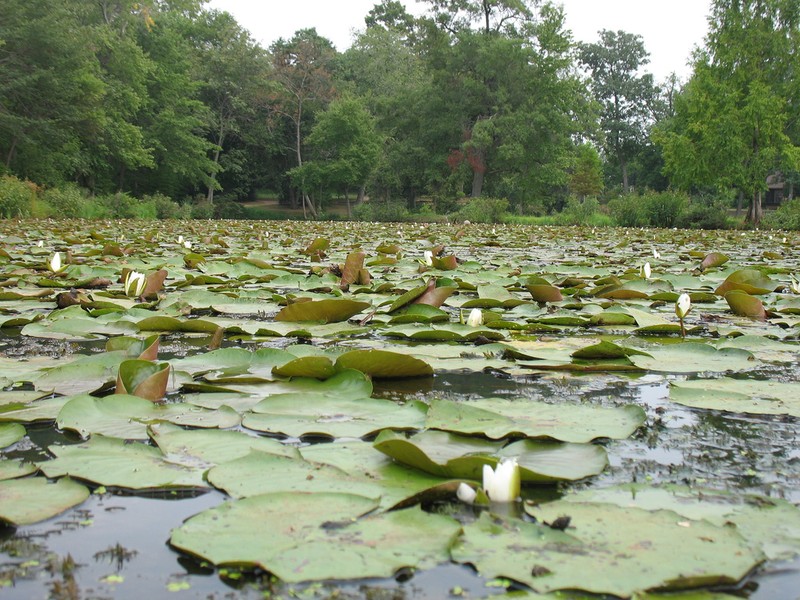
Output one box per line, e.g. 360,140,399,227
608,195,648,227
0,175,37,218
762,197,800,230
213,199,248,219
352,199,411,222
455,197,509,223
190,200,215,219
556,196,601,226
143,193,188,220
41,184,88,218
678,193,734,230
642,190,688,228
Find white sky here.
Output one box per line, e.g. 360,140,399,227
205,0,711,81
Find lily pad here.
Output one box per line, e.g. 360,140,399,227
335,349,433,379
452,505,761,597
373,430,608,482
40,436,206,490
0,423,25,448
629,343,757,374
670,378,800,417
275,299,370,323
0,477,90,525
425,398,645,443
170,492,460,583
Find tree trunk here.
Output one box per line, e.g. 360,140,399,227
735,190,744,217
356,185,366,205
746,189,763,225
471,169,485,198
207,125,225,204
621,160,629,193
5,136,18,169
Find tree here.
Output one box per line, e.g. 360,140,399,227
268,29,337,218
569,144,603,199
183,10,269,203
293,96,383,217
656,0,800,224
578,30,659,193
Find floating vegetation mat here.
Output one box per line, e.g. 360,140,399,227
0,219,799,599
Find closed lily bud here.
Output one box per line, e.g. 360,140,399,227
423,250,433,266
640,262,651,279
124,270,147,297
675,293,691,319
456,482,477,505
49,252,63,273
466,308,483,327
482,458,521,503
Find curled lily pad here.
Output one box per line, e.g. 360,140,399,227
335,349,433,379
275,298,370,323
629,342,757,374
700,252,730,270
115,359,171,401
725,290,767,320
373,430,607,483
715,269,778,295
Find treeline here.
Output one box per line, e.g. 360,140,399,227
1,0,798,225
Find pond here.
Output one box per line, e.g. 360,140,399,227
0,220,799,599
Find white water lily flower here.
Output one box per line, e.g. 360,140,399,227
640,262,651,279
456,482,477,505
36,240,44,248
49,252,63,273
675,293,692,319
652,248,660,260
466,308,483,327
423,250,433,266
183,240,192,249
124,270,147,297
482,458,521,503
177,235,184,245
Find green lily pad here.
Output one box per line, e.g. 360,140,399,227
373,430,607,483
334,349,433,379
245,391,426,439
426,398,645,443
452,505,761,597
715,269,778,295
725,290,767,320
0,423,25,448
275,299,370,323
629,343,757,373
57,394,241,440
561,483,800,561
0,459,37,481
170,492,460,583
40,436,206,490
0,477,90,525
670,378,800,417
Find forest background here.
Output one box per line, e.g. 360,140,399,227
2,0,800,229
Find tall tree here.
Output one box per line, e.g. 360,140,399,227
268,29,337,218
656,0,800,224
578,30,658,192
292,96,383,217
183,10,269,203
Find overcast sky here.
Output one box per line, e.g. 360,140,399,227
205,0,711,81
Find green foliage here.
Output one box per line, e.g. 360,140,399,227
213,199,248,220
0,176,36,218
642,190,688,228
454,197,509,223
569,144,604,199
678,193,734,230
762,198,800,230
608,195,648,227
352,200,411,222
556,197,613,227
41,184,88,218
